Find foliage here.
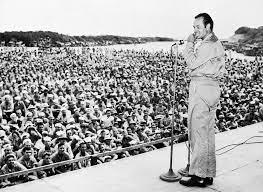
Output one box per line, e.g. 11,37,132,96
0,31,174,47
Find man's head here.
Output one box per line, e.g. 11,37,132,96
3,144,13,155
23,138,33,148
58,143,66,154
6,153,16,167
104,136,112,145
43,136,52,145
127,127,132,135
26,112,33,120
16,109,22,117
79,142,87,152
99,143,105,151
106,109,111,117
194,13,213,40
43,151,51,161
22,146,33,159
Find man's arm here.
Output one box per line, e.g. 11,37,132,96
182,42,213,70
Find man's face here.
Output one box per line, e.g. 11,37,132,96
105,139,111,145
7,157,15,167
80,143,87,152
127,128,132,135
58,145,65,153
43,154,51,161
24,149,32,159
249,105,255,112
38,124,44,132
66,130,72,138
44,140,51,146
106,111,111,117
100,144,105,151
24,143,32,148
29,108,35,114
27,114,33,120
4,147,12,155
16,110,22,117
155,133,162,139
193,17,209,40
101,131,106,137
55,126,62,132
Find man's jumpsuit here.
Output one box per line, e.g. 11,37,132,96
182,33,225,178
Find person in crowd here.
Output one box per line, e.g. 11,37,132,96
51,142,72,174
0,153,28,187
75,141,91,169
38,151,55,177
18,146,39,180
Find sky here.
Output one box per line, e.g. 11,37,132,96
0,0,262,39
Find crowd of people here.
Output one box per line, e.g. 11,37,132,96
0,46,263,187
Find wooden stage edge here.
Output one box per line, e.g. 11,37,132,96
2,122,263,192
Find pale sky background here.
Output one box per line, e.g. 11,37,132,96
0,0,262,39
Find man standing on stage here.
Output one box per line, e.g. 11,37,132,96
179,13,225,187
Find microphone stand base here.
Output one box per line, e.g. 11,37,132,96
160,168,182,182
178,164,190,177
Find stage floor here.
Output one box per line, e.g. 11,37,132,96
2,122,263,192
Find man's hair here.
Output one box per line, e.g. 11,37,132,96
195,13,214,31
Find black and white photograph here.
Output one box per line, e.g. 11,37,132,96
0,0,263,191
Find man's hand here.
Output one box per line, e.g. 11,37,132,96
187,33,196,43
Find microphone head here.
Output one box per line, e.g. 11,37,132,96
172,40,185,46
179,40,184,45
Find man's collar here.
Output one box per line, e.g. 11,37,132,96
203,32,218,42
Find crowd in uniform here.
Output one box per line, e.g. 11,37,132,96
0,47,263,187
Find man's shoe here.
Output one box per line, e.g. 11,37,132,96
179,175,206,187
204,177,213,185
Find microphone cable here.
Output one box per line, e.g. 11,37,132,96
182,135,263,156
215,135,263,156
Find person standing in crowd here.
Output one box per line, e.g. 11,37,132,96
179,13,225,187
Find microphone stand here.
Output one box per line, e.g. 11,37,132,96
160,42,182,182
177,145,190,177
177,40,190,177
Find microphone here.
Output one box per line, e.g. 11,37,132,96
172,33,198,46
171,40,185,46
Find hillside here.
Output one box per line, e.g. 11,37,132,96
0,31,174,47
227,34,245,43
233,26,263,46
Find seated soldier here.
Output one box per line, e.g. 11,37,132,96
18,146,39,180
38,151,55,177
51,142,72,174
75,141,91,169
0,153,28,187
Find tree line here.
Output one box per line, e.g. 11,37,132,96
0,31,174,47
